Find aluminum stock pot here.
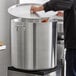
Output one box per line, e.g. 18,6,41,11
8,3,58,70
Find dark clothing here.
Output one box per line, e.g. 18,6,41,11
43,0,76,49
43,0,76,76
66,49,76,76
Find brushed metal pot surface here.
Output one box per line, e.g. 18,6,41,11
11,18,57,70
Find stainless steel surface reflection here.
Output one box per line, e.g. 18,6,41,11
11,18,57,70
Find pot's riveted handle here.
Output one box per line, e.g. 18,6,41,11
16,25,26,31
16,22,26,31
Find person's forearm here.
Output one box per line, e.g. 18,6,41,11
43,0,73,12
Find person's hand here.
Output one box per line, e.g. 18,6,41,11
56,11,64,17
30,5,44,13
41,18,49,23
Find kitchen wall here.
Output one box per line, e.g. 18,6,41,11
0,0,18,76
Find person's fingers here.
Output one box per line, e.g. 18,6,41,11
56,11,64,16
30,6,43,13
30,6,38,13
30,6,34,13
